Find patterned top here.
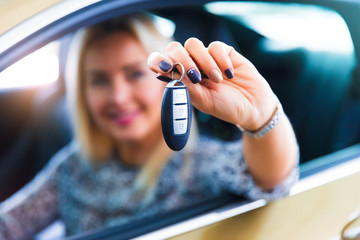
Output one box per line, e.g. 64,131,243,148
0,136,298,239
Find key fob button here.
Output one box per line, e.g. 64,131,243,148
173,119,188,135
173,89,187,104
173,104,188,119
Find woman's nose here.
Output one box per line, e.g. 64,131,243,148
110,80,132,105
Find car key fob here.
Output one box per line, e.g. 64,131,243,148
161,63,192,151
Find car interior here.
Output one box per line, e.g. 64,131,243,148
0,0,359,239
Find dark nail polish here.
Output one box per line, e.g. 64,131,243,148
225,68,234,79
156,75,172,82
199,69,209,79
159,61,172,72
187,68,202,84
201,73,209,79
172,67,180,73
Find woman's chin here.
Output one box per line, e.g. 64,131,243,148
110,128,148,143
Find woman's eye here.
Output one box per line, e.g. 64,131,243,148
128,70,145,80
91,76,109,86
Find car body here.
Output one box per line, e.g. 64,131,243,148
1,0,360,239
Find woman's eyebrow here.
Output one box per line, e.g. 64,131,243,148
85,61,147,75
121,61,147,71
85,70,107,78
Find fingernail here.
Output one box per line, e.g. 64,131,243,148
156,75,172,82
159,61,172,72
172,67,180,73
210,69,223,83
201,72,209,79
187,68,201,84
225,68,234,79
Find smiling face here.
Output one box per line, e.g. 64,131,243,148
83,32,165,144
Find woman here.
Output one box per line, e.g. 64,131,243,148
0,13,298,238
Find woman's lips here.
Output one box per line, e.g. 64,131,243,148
109,110,140,126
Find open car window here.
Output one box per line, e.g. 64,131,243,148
0,41,60,90
204,2,357,163
0,1,359,240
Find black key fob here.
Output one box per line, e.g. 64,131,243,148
161,79,192,151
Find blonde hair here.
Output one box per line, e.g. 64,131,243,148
66,13,171,161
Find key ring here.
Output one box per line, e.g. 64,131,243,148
172,62,185,81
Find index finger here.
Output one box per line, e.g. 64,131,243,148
147,52,174,74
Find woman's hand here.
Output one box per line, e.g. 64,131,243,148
148,37,277,131
149,38,298,190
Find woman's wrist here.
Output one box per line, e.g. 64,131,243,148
237,95,283,139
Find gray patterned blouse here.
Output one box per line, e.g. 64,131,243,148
0,136,298,239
